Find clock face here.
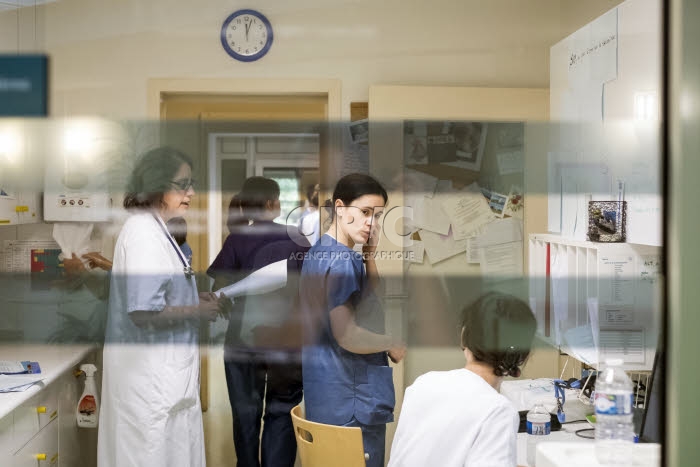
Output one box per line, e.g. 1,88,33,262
221,9,273,62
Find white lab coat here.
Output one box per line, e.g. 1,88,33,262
388,369,519,467
98,212,205,467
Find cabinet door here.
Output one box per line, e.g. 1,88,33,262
0,415,13,460
13,387,59,450
14,419,59,467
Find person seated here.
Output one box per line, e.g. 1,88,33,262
388,292,537,467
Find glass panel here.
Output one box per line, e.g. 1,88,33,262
263,167,319,226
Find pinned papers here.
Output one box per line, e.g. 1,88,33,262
440,183,494,240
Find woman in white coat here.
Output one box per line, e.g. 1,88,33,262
388,292,537,467
97,147,221,467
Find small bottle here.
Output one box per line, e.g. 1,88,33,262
526,403,551,466
76,364,99,428
595,359,635,464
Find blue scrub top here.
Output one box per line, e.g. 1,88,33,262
300,234,395,427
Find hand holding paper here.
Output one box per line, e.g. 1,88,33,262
215,259,288,300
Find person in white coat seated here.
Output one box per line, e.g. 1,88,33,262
388,292,537,467
97,147,223,467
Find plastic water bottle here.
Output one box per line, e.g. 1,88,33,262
526,403,551,466
595,359,635,464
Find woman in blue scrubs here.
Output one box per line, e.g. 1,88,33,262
299,173,406,467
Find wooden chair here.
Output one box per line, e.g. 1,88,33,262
290,404,367,467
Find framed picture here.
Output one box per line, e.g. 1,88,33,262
441,122,488,171
348,118,369,144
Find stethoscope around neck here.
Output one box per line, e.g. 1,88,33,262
152,213,194,279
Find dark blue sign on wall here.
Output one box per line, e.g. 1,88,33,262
0,55,48,117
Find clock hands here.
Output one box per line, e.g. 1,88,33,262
245,21,251,41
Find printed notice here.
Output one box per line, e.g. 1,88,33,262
600,330,645,364
600,255,635,306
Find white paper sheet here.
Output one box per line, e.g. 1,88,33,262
216,259,288,299
550,246,569,346
419,228,467,265
478,241,523,279
405,240,424,264
407,195,451,236
402,169,438,198
0,374,45,392
547,152,563,233
600,329,645,364
559,163,611,240
563,325,598,366
466,236,481,264
441,183,494,241
587,297,600,351
473,218,523,248
468,219,523,266
599,255,635,306
496,150,524,175
52,222,94,260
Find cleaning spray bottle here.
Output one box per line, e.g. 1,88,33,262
76,364,99,428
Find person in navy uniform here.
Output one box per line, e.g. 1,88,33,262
299,173,406,467
207,176,310,467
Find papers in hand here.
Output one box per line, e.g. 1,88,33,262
215,259,288,300
0,374,45,393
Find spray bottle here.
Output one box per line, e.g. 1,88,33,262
76,364,99,428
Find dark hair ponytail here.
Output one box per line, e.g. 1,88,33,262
227,177,280,232
460,292,537,378
327,173,388,223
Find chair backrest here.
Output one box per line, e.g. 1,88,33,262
290,405,366,467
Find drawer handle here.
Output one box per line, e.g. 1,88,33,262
37,406,47,414
36,453,47,460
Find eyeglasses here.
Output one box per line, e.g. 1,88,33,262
170,178,196,191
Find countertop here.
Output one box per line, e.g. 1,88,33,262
0,344,98,420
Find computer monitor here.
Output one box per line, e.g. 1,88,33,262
639,350,663,444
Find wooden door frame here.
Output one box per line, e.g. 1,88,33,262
148,78,340,411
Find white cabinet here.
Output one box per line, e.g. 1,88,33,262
13,385,59,449
528,234,661,371
13,419,59,467
0,347,98,467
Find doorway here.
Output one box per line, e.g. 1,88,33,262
207,132,320,267
154,83,335,466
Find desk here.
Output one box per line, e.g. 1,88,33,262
516,421,592,466
503,379,594,466
536,441,661,467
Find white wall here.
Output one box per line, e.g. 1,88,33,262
0,0,622,119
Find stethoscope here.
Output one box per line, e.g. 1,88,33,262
152,213,195,279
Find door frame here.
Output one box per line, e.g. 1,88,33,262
207,131,320,266
149,79,339,414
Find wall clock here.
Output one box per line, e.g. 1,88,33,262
220,9,273,62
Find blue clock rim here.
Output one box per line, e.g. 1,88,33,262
220,9,273,62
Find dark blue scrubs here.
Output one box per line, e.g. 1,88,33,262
299,234,395,467
207,221,310,467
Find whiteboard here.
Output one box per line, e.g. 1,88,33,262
548,0,662,246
